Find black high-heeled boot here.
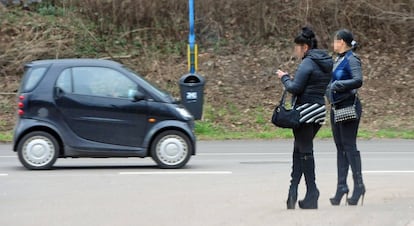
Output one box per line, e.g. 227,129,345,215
330,185,349,205
299,188,319,209
348,181,365,206
346,151,366,206
330,151,349,205
298,153,319,209
287,152,302,209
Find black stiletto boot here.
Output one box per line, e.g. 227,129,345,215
298,188,319,209
298,153,319,209
330,185,349,205
287,152,302,209
347,182,365,206
287,187,298,209
330,151,349,205
346,151,366,206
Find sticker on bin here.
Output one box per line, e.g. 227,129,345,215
186,92,198,100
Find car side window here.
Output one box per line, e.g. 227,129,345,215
72,67,138,99
21,67,47,92
56,69,72,93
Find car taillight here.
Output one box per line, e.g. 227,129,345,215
18,95,25,116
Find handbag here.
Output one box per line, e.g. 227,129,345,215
333,94,359,123
271,90,300,129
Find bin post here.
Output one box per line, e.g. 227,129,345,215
188,0,197,74
179,0,205,120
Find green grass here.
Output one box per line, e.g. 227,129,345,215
37,5,67,17
0,131,13,143
0,127,413,143
194,125,414,140
194,105,414,140
1,104,413,142
194,103,414,140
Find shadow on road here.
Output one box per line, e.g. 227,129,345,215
52,164,160,170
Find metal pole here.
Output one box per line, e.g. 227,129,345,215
188,0,197,74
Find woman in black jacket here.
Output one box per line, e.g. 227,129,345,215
277,27,333,209
327,29,365,206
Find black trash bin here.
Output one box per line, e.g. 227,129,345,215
179,73,205,120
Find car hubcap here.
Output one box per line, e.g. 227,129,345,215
156,135,188,166
23,136,55,167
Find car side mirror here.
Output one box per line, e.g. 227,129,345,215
132,91,146,102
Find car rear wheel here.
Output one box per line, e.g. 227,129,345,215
17,131,59,170
151,130,192,169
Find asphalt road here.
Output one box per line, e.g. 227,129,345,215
1,139,414,226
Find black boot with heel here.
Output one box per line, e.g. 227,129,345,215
330,185,349,205
330,151,349,205
298,153,319,209
346,151,366,206
347,180,365,205
287,152,302,209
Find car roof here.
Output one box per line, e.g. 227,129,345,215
26,58,122,68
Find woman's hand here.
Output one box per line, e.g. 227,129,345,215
277,70,288,79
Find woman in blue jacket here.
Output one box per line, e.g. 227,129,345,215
327,29,365,206
277,27,333,209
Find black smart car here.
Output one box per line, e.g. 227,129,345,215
13,59,196,170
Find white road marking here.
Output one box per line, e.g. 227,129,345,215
0,173,8,176
1,152,413,158
199,151,414,156
119,171,233,175
363,170,414,174
199,153,288,156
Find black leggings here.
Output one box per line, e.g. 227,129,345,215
293,123,322,154
331,99,362,152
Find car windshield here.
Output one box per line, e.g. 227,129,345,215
123,67,169,98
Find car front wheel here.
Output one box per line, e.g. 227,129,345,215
17,131,59,170
151,130,192,169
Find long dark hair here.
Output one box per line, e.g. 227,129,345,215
294,27,318,49
335,29,358,51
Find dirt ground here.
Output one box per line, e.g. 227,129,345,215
1,43,414,134
137,43,414,132
1,7,413,134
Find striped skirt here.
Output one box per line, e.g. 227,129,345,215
296,103,327,124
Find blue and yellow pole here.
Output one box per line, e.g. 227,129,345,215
187,0,198,73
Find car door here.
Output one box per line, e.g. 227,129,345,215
54,66,148,147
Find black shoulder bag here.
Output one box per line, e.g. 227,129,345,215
271,89,300,129
332,93,359,123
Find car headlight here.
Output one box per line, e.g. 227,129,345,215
176,107,193,119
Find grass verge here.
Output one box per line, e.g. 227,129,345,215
195,121,414,140
0,127,413,143
0,131,13,143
